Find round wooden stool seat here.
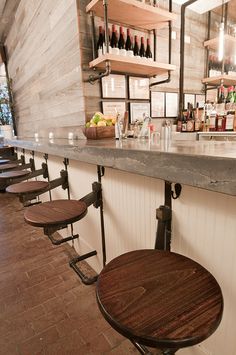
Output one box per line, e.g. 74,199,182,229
96,249,223,351
0,159,10,165
0,170,30,180
6,180,49,194
24,199,88,227
0,163,18,171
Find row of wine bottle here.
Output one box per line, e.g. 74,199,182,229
97,25,153,60
209,55,236,77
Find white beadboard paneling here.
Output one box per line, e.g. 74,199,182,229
20,151,236,355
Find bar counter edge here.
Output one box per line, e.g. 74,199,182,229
6,137,236,196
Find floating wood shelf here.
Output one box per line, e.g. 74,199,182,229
86,0,176,30
204,34,236,57
202,74,236,86
89,54,176,77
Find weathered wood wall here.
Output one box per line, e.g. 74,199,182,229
6,0,85,137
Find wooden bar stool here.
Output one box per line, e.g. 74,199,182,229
96,249,223,354
6,166,68,206
24,179,105,285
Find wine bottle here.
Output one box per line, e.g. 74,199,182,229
145,38,152,60
133,35,140,57
139,37,145,58
118,26,126,56
111,25,119,55
126,31,134,57
97,26,104,57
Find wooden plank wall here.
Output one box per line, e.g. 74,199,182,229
4,0,217,136
5,0,85,137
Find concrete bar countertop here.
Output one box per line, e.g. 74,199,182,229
6,136,236,196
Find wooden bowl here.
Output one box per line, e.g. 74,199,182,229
82,126,115,140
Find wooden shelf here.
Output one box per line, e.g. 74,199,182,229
89,54,176,77
86,0,176,30
204,34,236,57
202,74,236,86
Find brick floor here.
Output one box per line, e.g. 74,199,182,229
0,192,143,355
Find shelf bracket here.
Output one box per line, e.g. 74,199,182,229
85,60,111,84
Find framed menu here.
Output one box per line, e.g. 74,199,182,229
102,101,126,119
151,91,165,118
166,92,178,117
130,102,150,123
101,74,126,98
129,77,150,100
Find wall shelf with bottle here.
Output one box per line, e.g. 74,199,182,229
86,0,176,82
86,0,176,31
202,74,236,87
89,53,175,77
204,34,236,57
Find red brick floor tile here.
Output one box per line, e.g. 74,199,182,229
0,193,141,354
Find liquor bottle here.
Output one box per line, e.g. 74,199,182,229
118,27,126,56
145,38,152,60
97,26,104,57
181,112,187,132
216,114,225,131
194,103,201,131
186,103,195,132
133,35,140,57
139,37,145,58
225,110,235,131
176,112,183,132
209,105,217,131
111,25,119,55
218,84,225,104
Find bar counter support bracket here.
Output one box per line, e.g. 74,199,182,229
69,166,106,285
155,181,182,251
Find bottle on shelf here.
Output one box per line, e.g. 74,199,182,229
209,105,217,131
218,84,225,104
194,103,201,132
216,114,226,131
177,112,183,132
125,29,133,57
186,103,195,132
181,112,187,132
97,26,104,57
133,35,140,57
225,110,235,131
111,25,119,55
139,37,146,58
145,38,152,60
118,26,126,56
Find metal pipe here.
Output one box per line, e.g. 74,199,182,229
149,0,172,88
86,60,111,84
179,0,199,114
103,0,109,54
90,11,96,60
